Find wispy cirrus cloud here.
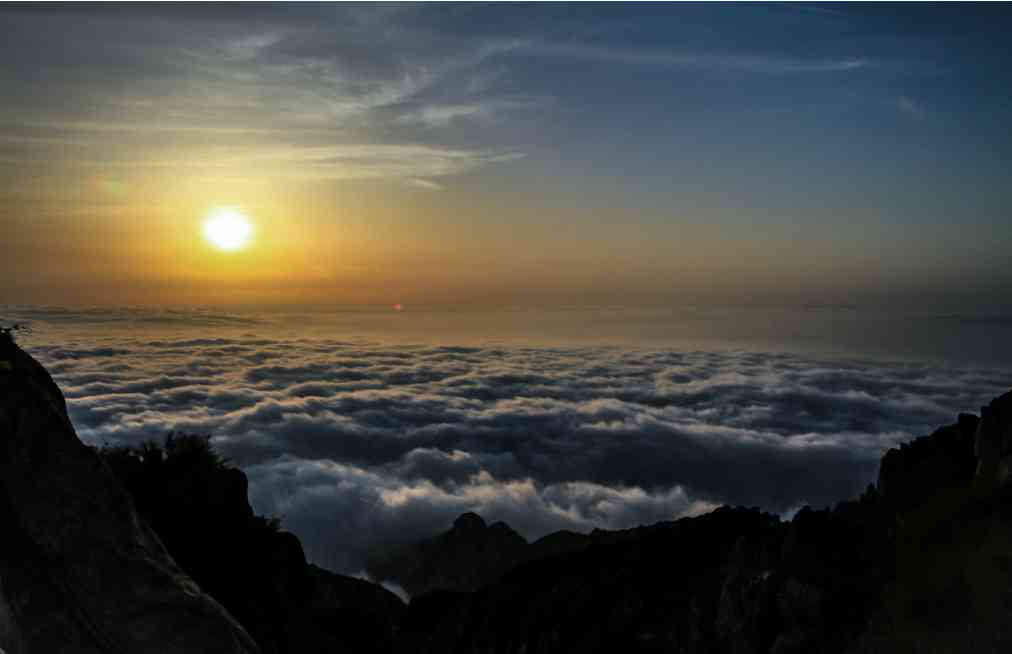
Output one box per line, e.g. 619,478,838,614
227,144,527,181
524,43,871,74
0,1,920,199
0,5,530,186
0,134,525,183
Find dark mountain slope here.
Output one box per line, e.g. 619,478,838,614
99,433,406,654
367,512,529,596
0,335,260,653
388,391,1012,654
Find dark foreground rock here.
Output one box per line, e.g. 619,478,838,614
99,435,406,654
1,337,405,654
0,336,260,653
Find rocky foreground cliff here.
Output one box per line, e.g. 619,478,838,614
0,336,261,652
3,336,1012,653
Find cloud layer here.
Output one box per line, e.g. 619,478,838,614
20,329,1009,573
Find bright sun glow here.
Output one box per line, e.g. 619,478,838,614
203,208,253,251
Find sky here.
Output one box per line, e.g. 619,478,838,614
2,2,1011,309
2,4,1011,582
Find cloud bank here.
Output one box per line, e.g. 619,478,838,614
20,330,1009,573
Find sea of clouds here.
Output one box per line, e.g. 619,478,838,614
15,315,1008,575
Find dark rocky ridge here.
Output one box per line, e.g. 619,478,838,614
0,334,260,653
3,335,1012,653
377,391,1012,653
98,433,406,654
366,510,652,597
367,512,529,596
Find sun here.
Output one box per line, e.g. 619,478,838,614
203,208,253,252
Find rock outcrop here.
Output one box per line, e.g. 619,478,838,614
367,512,529,596
975,390,1012,483
877,412,978,512
99,435,407,654
0,336,260,653
368,511,667,599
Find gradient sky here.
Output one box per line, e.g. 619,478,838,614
1,2,1010,309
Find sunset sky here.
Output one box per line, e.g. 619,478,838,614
4,3,1012,577
1,2,1010,308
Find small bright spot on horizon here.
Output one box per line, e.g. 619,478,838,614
203,208,253,252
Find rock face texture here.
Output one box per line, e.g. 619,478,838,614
0,336,260,653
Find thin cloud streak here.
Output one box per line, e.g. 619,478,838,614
524,43,872,74
407,179,444,191
0,137,526,183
